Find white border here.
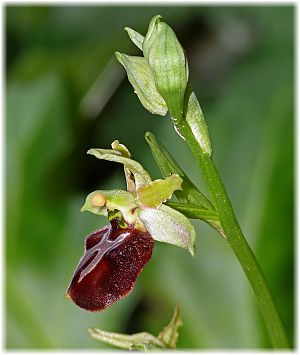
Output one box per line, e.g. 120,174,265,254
1,1,297,354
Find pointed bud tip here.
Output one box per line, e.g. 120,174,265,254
152,14,162,23
145,131,154,142
114,51,123,63
189,245,195,257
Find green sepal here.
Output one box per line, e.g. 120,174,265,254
81,189,139,225
137,174,182,208
166,201,225,237
115,52,167,116
139,204,196,256
158,304,183,349
143,16,189,123
145,131,214,210
88,147,151,188
181,85,212,156
124,27,144,50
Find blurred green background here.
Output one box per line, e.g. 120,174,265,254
6,5,294,349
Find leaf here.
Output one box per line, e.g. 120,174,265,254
115,52,167,116
158,304,183,348
137,174,182,208
143,17,189,123
182,85,212,156
81,189,139,224
88,147,152,188
88,329,165,350
139,204,196,256
145,131,214,210
124,27,144,50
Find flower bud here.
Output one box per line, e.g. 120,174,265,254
118,16,212,156
118,15,188,123
143,15,189,123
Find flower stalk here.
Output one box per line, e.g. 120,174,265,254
117,14,290,348
176,121,290,348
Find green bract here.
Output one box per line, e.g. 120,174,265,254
82,140,196,256
183,85,212,156
116,15,212,156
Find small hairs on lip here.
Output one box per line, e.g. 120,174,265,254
66,219,154,312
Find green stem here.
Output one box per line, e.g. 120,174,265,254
177,122,289,349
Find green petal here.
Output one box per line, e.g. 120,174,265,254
115,52,167,116
143,17,189,123
111,140,136,192
81,189,138,224
124,27,144,50
137,174,182,208
139,204,196,256
88,147,151,188
111,140,131,158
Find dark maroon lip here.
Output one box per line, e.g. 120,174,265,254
66,219,154,312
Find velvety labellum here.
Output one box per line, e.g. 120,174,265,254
66,219,154,312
